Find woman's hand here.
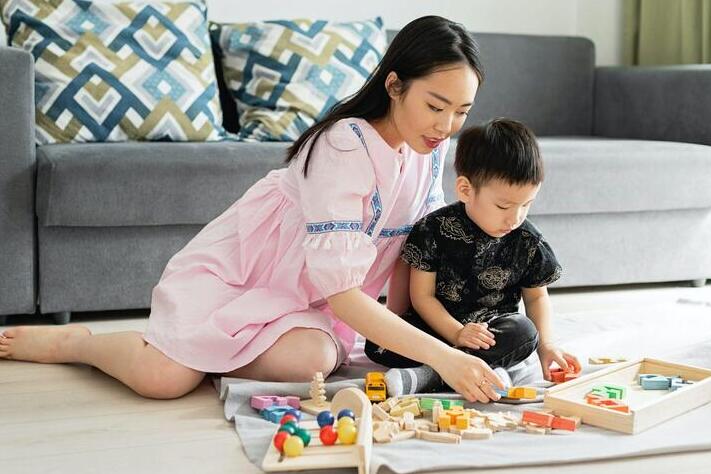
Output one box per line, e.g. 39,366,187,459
454,322,496,350
431,348,504,403
537,342,581,381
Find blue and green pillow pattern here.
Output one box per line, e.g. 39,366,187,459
1,0,225,144
212,17,386,141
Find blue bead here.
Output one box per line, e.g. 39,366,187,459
317,410,335,427
337,409,355,420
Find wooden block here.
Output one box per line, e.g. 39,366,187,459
438,415,452,430
455,416,470,430
373,420,399,443
589,357,627,365
551,415,578,431
524,423,548,435
507,387,537,399
250,395,300,410
521,410,554,427
460,427,493,440
414,419,438,432
402,411,416,431
416,429,461,444
390,402,420,417
372,403,391,421
298,398,331,416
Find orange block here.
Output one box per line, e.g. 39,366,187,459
522,410,554,427
551,415,578,431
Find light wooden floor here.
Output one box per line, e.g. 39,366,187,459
1,283,711,474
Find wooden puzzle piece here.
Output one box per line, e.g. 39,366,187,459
588,357,627,365
251,395,301,410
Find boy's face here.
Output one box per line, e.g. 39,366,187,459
456,177,541,238
387,64,479,154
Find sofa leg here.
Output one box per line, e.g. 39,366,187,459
690,279,707,288
52,311,72,325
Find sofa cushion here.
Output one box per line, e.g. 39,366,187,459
36,137,711,228
443,137,711,215
1,0,225,144
36,141,289,227
212,18,386,141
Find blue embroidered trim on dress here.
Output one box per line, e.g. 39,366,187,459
425,147,441,206
348,122,382,237
306,221,362,233
365,189,382,237
379,225,413,238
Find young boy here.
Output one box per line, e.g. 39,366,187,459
365,118,580,396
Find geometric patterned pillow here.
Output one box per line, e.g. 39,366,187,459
1,0,224,144
211,17,386,142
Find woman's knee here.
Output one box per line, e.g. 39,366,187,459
274,328,339,381
130,347,205,399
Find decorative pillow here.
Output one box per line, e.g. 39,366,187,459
212,18,386,142
1,0,224,144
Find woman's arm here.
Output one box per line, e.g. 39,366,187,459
328,287,505,402
385,258,412,315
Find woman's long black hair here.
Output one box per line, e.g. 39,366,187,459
285,15,484,176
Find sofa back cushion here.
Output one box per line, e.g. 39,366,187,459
213,17,386,141
1,0,225,144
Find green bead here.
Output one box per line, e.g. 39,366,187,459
294,427,312,446
278,424,297,435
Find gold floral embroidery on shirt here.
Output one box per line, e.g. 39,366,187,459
437,217,474,243
402,243,431,271
437,279,465,302
478,266,511,290
478,292,504,307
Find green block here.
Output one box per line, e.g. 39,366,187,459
419,397,435,410
603,384,627,400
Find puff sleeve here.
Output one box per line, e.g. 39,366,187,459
298,123,378,298
520,237,562,288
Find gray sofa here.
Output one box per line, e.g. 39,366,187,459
2,31,711,324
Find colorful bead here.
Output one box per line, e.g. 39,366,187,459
293,427,311,447
272,431,289,452
283,435,304,457
317,410,335,427
319,425,338,445
337,423,357,445
337,409,355,420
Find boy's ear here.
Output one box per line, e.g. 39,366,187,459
455,176,473,203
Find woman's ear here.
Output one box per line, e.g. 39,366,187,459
385,71,402,99
455,176,473,203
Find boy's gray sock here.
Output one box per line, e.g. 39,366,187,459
384,365,443,397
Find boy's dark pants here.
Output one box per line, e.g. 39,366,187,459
365,310,539,369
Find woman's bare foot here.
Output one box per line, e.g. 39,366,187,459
0,325,92,363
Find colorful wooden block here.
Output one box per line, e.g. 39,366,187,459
522,410,554,427
260,405,302,424
455,416,470,430
251,395,300,410
639,374,671,390
507,387,537,399
551,415,578,431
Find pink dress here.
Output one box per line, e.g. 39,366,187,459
143,118,449,373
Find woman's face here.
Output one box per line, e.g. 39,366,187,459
389,64,479,154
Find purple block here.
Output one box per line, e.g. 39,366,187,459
251,395,301,410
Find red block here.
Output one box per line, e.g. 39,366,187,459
522,410,554,427
551,415,577,431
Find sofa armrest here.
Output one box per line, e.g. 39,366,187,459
0,45,37,315
594,65,711,145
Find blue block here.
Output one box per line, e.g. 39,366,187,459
260,405,302,424
640,376,671,390
494,388,508,397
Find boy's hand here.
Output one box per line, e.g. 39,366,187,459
537,342,581,381
455,322,496,350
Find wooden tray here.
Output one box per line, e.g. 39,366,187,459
543,358,711,434
262,387,373,474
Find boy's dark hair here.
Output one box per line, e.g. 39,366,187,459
454,118,543,189
285,15,484,177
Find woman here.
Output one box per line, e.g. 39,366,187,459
0,16,504,402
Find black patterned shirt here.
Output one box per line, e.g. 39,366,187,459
400,201,562,323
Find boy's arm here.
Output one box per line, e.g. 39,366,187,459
521,286,553,346
386,258,412,315
410,267,464,346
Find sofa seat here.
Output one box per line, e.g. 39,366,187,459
36,137,711,228
36,141,290,227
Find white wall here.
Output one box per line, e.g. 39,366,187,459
0,0,625,65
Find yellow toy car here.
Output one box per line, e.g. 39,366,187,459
365,371,387,402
